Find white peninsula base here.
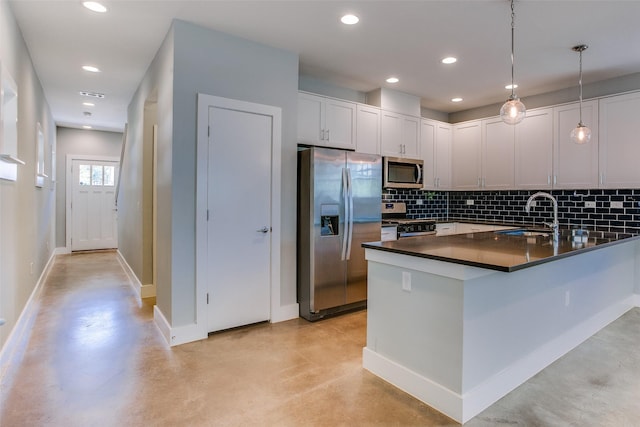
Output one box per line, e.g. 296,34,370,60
363,240,640,424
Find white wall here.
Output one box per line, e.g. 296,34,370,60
54,127,123,248
0,0,56,351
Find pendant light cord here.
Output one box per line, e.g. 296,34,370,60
578,48,584,125
510,0,516,98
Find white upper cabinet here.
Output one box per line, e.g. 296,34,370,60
452,120,482,189
515,108,553,189
598,92,640,188
381,111,420,158
297,92,356,150
482,117,515,190
553,100,599,189
422,119,451,190
356,104,381,155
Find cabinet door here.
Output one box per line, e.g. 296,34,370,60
356,104,381,155
452,121,482,189
421,119,436,189
435,123,452,189
325,98,356,150
381,111,403,156
515,108,553,189
401,115,420,158
553,100,599,189
599,92,640,188
482,117,515,190
298,92,324,145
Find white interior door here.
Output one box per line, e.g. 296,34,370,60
71,159,119,251
207,105,272,332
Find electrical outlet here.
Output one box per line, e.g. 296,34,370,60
466,199,474,205
416,199,423,205
402,271,411,292
610,201,624,209
584,201,596,208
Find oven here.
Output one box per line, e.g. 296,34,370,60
381,202,436,239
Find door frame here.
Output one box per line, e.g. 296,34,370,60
65,154,120,252
195,94,282,337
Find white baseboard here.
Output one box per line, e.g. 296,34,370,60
363,296,635,424
153,305,207,347
271,303,299,323
0,251,56,386
54,246,70,255
116,250,156,299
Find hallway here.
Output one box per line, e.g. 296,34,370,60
1,251,638,426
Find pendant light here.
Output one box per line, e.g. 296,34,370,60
570,45,591,144
500,0,526,125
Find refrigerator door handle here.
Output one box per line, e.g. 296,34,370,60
346,168,354,260
341,168,349,261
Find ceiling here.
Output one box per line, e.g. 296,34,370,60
9,0,640,133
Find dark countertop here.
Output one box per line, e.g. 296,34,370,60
363,228,640,272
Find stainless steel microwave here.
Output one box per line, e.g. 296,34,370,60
383,157,424,189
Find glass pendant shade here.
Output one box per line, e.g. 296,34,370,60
571,44,590,144
500,96,526,125
500,0,526,125
570,123,592,144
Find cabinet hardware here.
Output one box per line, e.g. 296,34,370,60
326,129,330,141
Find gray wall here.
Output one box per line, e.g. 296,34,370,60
121,26,174,316
450,72,640,123
122,19,299,327
0,0,56,350
55,127,123,248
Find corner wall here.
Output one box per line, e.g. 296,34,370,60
0,0,56,351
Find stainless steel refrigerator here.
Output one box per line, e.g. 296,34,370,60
297,147,382,321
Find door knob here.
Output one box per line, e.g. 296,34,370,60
257,226,270,233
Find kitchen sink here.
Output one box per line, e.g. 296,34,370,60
495,229,551,237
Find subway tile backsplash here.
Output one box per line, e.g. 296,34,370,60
386,188,640,236
382,189,448,219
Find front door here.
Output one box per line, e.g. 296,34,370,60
71,159,119,251
207,104,272,332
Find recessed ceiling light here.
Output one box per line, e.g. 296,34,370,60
505,84,518,90
386,77,399,83
83,102,95,107
341,14,359,25
451,97,463,103
82,1,107,13
442,57,457,64
82,125,93,129
82,65,101,73
79,91,105,98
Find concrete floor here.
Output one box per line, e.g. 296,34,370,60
1,251,638,426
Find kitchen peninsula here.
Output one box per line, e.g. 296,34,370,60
362,230,640,424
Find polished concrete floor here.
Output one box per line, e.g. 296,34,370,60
1,251,638,426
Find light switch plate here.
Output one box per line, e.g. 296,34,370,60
584,201,596,208
610,201,624,209
466,199,474,205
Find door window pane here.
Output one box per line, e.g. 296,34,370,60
91,165,103,186
103,166,115,186
79,164,91,185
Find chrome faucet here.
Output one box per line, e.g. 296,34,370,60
525,191,559,241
